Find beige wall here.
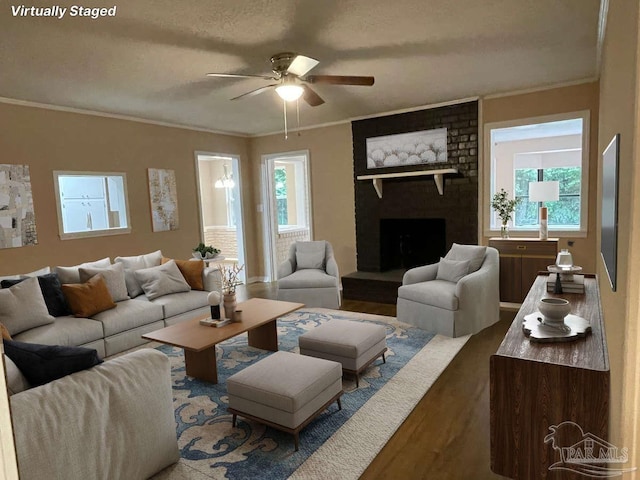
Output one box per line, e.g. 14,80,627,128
597,0,640,465
482,82,600,272
0,103,259,278
198,161,229,227
248,124,356,279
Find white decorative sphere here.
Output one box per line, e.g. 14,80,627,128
207,291,221,305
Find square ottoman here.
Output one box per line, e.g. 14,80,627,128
299,320,387,387
227,351,343,451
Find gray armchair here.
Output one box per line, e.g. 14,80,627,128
277,240,341,309
396,245,500,337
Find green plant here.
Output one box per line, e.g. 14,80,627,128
491,188,521,225
193,242,220,256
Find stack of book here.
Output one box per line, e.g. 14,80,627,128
546,273,585,294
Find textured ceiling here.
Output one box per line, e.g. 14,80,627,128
0,0,601,135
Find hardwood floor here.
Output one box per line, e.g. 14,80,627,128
240,282,514,479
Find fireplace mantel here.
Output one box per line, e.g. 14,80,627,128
356,168,458,197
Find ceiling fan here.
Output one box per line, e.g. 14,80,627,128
206,52,375,106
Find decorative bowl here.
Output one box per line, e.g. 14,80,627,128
192,251,218,260
538,297,571,325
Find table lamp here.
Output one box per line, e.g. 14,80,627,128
207,291,221,319
529,181,559,240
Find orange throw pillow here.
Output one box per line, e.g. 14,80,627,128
0,322,12,341
161,258,204,290
62,274,117,318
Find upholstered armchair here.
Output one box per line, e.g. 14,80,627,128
396,244,500,337
277,240,341,309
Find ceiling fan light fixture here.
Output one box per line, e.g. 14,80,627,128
275,84,304,102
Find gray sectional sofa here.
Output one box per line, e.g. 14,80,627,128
3,251,223,359
1,251,223,479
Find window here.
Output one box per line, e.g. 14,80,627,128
274,158,308,232
54,171,131,239
486,112,589,235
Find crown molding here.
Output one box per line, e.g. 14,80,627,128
0,96,249,137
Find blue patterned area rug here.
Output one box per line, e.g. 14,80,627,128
152,308,468,480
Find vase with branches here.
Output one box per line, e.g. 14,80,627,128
218,263,244,321
491,188,521,238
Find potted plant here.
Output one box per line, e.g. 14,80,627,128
192,242,221,260
491,188,521,238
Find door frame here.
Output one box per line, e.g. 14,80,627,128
194,151,247,282
261,150,313,282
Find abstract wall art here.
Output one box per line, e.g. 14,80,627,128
148,168,179,232
0,164,38,249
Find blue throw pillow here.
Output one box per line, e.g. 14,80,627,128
3,340,102,387
1,273,71,317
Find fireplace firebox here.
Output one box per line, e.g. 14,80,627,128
379,218,446,271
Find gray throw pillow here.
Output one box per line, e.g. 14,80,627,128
436,257,470,283
79,263,129,302
445,244,487,273
134,260,191,300
54,257,111,285
114,250,163,298
0,277,55,335
295,241,326,270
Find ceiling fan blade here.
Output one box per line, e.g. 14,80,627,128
302,85,325,107
207,73,276,80
287,55,319,77
230,84,278,101
305,75,375,86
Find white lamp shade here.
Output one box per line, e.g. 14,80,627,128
275,84,304,102
529,181,560,202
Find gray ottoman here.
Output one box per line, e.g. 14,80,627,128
227,351,343,451
299,320,387,387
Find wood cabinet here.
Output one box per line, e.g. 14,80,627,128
490,275,609,479
489,238,558,303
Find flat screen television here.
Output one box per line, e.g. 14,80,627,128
601,133,620,291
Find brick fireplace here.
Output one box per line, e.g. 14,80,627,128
342,100,479,303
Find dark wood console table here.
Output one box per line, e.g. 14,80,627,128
490,274,609,479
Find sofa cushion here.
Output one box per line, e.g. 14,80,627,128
436,257,470,283
134,260,191,300
62,275,117,318
0,277,55,335
3,339,102,387
398,280,459,311
161,257,204,290
445,244,487,273
2,273,71,317
12,316,105,348
0,266,51,282
295,241,326,269
136,290,209,319
4,355,30,395
54,257,111,285
79,263,129,302
278,269,337,289
114,250,163,298
91,299,164,337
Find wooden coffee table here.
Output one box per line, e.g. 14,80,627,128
142,298,304,383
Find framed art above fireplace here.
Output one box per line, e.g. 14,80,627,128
366,127,447,169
